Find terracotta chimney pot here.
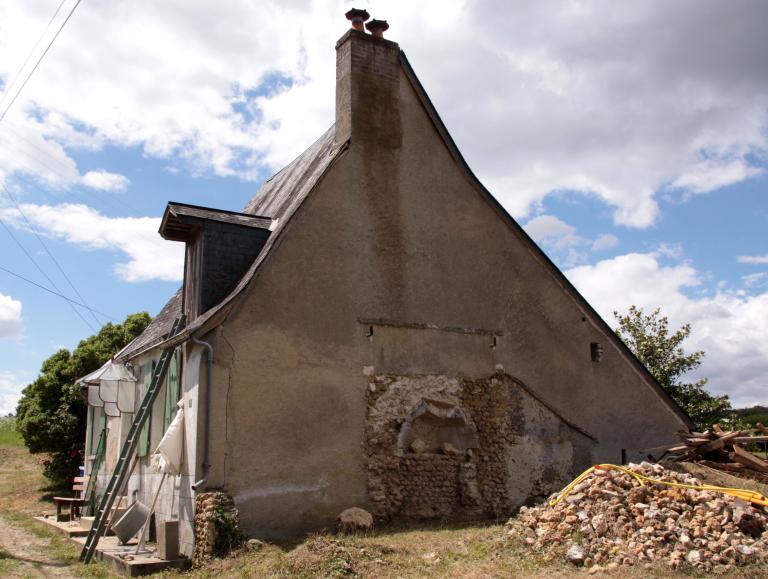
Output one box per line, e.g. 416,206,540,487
365,19,389,38
345,8,370,32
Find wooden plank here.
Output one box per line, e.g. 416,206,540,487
756,423,768,435
641,441,690,453
732,436,768,444
698,460,744,472
730,444,768,473
678,430,710,439
687,438,714,445
696,431,741,453
713,424,724,433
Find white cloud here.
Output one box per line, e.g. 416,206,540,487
742,272,768,288
523,214,619,265
0,293,22,339
591,233,618,251
0,370,26,415
524,215,574,241
566,252,768,407
739,255,768,265
81,170,130,192
0,1,765,227
0,203,183,282
671,158,763,195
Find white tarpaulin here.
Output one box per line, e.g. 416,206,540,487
150,401,185,475
87,385,104,407
78,360,137,413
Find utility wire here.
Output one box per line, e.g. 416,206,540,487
0,0,68,111
0,0,83,122
0,264,115,321
0,215,96,332
2,183,102,326
0,132,165,244
0,134,150,219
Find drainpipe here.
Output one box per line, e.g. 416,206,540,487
191,334,213,491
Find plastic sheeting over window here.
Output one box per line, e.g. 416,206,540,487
78,360,137,417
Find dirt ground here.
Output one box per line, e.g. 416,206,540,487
0,513,74,578
0,440,109,578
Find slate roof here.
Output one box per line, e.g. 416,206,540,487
119,125,346,361
117,288,182,362
160,202,273,242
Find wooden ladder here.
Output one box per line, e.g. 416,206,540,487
79,316,184,564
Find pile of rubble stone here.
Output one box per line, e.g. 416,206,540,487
506,462,768,573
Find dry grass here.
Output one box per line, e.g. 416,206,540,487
0,442,112,577
163,524,768,579
161,521,765,579
162,462,768,579
3,436,768,578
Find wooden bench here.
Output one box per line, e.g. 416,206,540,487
53,476,87,522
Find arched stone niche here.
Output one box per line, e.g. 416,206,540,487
397,398,479,453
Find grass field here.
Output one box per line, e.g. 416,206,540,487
0,416,23,447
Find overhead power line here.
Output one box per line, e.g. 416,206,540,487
0,215,96,332
0,0,83,123
0,0,68,112
0,264,115,321
1,183,102,326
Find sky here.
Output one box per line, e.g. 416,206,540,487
0,0,766,415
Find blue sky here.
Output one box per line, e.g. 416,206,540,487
1,0,767,413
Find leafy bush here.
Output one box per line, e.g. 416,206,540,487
15,312,151,483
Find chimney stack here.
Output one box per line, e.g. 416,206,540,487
335,11,401,148
365,19,389,38
345,8,369,31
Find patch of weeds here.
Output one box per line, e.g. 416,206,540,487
304,534,357,576
209,504,246,557
0,557,21,575
0,417,23,447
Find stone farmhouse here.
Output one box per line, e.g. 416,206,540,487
81,11,691,557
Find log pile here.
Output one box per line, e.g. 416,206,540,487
646,424,768,482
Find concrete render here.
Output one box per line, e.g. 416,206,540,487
192,36,688,539
92,30,689,546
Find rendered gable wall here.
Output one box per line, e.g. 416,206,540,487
196,32,687,539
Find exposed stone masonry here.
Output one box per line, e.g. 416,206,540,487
460,377,517,517
193,492,244,565
365,373,516,522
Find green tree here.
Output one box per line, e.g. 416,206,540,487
613,306,732,429
16,312,151,483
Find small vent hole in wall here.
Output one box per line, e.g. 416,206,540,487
590,342,603,362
